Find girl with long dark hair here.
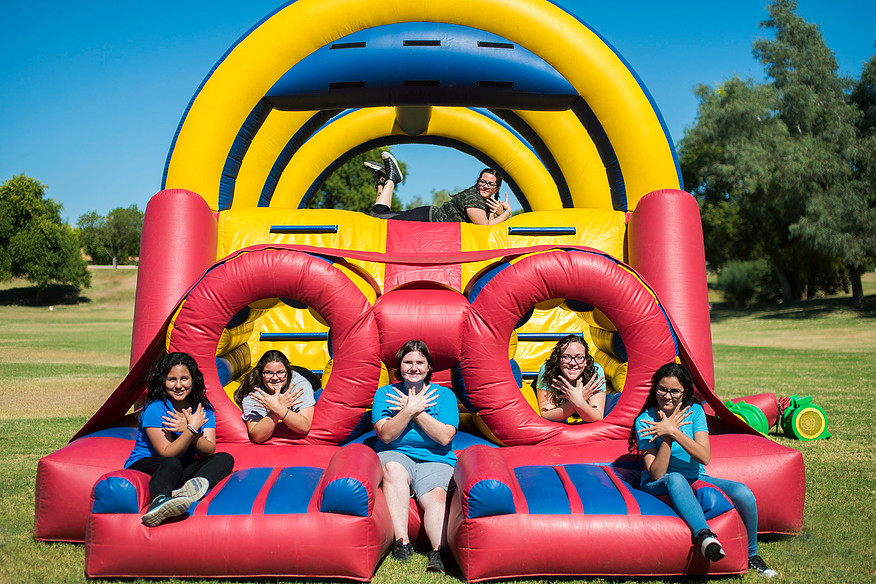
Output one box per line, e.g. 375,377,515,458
535,334,607,422
125,352,233,527
631,362,777,577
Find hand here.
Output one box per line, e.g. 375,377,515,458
552,372,605,407
183,404,207,432
162,409,188,433
637,403,692,441
253,388,293,417
283,386,305,411
386,385,438,417
486,193,511,216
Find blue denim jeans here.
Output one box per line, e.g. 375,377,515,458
640,472,758,556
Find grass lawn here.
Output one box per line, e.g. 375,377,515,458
1,269,874,583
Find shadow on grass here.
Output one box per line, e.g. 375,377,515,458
710,294,876,323
0,284,91,306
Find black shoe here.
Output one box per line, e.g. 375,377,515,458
381,151,403,184
695,529,725,561
392,538,413,562
748,554,778,578
426,548,445,573
364,160,386,185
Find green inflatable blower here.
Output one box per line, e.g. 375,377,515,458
780,395,831,441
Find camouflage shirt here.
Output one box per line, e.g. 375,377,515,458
428,186,488,223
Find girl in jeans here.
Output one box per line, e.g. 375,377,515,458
125,352,233,527
631,362,777,578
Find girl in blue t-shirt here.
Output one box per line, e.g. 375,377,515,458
631,362,776,578
372,340,458,573
535,334,607,423
125,352,233,527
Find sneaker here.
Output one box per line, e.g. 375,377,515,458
696,529,725,561
426,548,445,573
364,160,386,185
748,554,778,578
170,477,209,502
141,494,192,527
142,477,209,527
391,538,413,562
381,151,403,184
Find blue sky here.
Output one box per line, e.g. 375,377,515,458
1,1,873,222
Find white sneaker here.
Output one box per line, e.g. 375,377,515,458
171,477,209,501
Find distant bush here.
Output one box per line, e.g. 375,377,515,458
715,259,773,308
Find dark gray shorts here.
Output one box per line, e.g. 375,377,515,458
377,451,454,498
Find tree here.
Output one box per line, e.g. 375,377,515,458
405,188,453,211
77,205,144,267
307,147,405,213
679,0,863,303
0,175,90,301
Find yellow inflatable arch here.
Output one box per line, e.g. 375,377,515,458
163,0,681,212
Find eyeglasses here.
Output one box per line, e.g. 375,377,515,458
262,370,287,379
477,179,497,188
560,354,587,364
656,385,683,397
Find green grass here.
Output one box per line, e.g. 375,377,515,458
1,269,875,583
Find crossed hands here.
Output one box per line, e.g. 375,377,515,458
486,193,511,217
552,372,605,407
386,385,438,418
637,402,692,443
162,404,207,434
253,386,304,417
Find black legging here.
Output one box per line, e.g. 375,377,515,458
127,452,234,500
370,204,432,221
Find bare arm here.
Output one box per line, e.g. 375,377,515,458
145,405,215,458
412,409,457,446
537,388,578,421
637,405,710,479
246,388,313,443
374,385,455,445
538,373,606,422
467,194,512,226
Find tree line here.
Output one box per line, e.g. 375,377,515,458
680,0,875,305
0,174,144,301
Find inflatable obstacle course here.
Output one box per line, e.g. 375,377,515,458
33,0,805,580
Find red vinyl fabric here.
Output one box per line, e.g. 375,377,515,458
85,444,392,580
448,437,803,581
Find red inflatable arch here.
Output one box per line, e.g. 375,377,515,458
166,246,383,445
464,249,677,444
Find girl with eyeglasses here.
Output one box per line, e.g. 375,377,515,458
233,350,316,442
630,362,777,577
535,334,607,423
366,151,513,225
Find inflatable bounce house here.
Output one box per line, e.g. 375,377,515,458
34,0,805,580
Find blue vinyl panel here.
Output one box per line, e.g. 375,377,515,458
264,467,323,515
563,464,628,515
514,465,570,515
206,467,273,515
